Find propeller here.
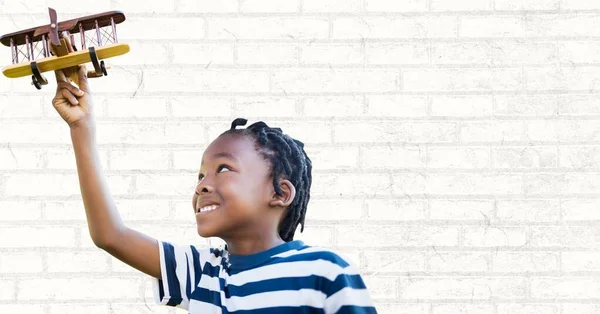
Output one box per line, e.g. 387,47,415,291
47,7,60,46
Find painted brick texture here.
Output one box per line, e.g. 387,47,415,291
1,0,599,313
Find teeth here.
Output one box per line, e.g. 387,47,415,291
199,205,219,213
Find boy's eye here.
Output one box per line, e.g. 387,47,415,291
198,165,231,181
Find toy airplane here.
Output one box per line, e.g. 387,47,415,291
1,7,130,89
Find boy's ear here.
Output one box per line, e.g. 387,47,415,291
269,179,296,208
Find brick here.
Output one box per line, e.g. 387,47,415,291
0,279,14,300
399,277,526,299
404,226,460,246
303,96,364,117
526,120,600,142
236,43,298,65
427,147,490,169
362,276,397,299
531,277,600,299
95,122,166,144
491,41,557,65
0,96,44,118
48,304,108,314
207,17,329,40
366,43,428,65
429,199,493,220
177,0,238,12
434,304,494,314
428,251,489,272
0,0,108,13
366,199,426,220
119,18,205,40
463,227,527,247
305,199,363,220
311,173,391,197
431,42,491,65
301,43,362,65
272,69,399,93
18,277,140,300
366,95,428,117
303,0,362,12
0,122,70,144
494,94,558,116
143,69,270,93
47,251,109,272
562,199,600,220
460,121,525,142
393,173,522,196
173,148,205,171
113,0,175,13
0,147,46,170
110,148,170,170
430,95,493,117
303,146,359,170
497,199,560,221
527,67,600,90
462,15,600,37
4,174,131,196
525,173,600,195
562,305,600,314
336,225,403,247
0,227,76,247
135,173,197,196
361,145,426,169
558,95,600,115
335,122,457,143
172,200,201,222
530,226,600,248
285,226,333,246
234,96,297,117
45,201,87,221
562,0,600,9
171,96,233,117
0,251,43,273
363,250,426,272
497,304,559,314
172,43,235,65
561,252,600,271
492,252,559,272
492,146,557,169
333,17,458,39
115,199,171,221
365,0,427,12
240,0,299,12
0,201,42,220
105,97,168,118
83,68,142,93
431,0,492,10
494,0,558,10
403,68,522,91
379,304,428,314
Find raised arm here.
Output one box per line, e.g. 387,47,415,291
53,65,161,279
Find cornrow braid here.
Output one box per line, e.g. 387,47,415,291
222,118,312,242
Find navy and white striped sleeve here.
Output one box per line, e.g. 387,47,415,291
152,240,206,310
323,263,378,314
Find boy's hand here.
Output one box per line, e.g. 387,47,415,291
52,65,94,129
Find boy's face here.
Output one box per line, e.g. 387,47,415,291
192,133,279,240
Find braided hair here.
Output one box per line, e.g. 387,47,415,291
221,118,312,242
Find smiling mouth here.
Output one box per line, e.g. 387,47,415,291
197,204,220,214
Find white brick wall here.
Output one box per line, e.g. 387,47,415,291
0,0,599,313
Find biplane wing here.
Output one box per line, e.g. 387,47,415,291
1,8,129,89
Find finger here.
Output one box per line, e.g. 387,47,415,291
58,81,84,97
77,64,90,93
61,89,79,106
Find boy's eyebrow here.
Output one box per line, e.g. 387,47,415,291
201,152,237,166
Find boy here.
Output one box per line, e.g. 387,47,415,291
52,65,377,313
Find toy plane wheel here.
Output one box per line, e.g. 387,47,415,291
31,75,42,90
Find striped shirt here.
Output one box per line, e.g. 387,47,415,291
152,240,377,313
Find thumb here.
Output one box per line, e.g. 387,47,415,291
77,64,90,93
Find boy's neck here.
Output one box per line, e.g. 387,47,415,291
225,237,285,256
